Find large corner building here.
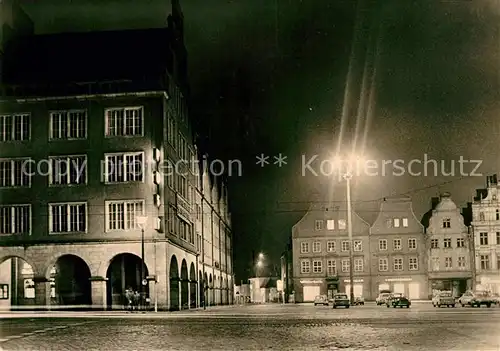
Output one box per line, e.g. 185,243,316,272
0,0,234,310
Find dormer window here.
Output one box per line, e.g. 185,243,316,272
338,219,346,230
442,218,451,228
402,217,408,227
315,220,323,231
326,220,335,230
393,218,400,228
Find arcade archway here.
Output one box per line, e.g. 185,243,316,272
0,257,36,309
180,260,188,309
189,263,196,308
169,255,180,311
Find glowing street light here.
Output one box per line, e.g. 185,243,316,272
136,215,148,310
258,253,264,260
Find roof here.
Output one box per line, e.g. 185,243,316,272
2,28,172,85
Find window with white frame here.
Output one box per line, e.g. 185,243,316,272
497,232,500,245
104,152,144,183
480,255,490,270
408,238,417,250
341,240,350,252
402,217,408,227
326,219,335,230
327,241,335,252
393,238,402,250
300,260,310,274
105,107,143,137
431,239,439,248
0,205,30,235
105,200,144,231
0,114,30,141
393,218,400,227
0,158,31,187
341,259,349,272
314,220,323,230
443,238,452,248
393,257,403,271
167,114,176,146
179,219,193,243
456,238,465,248
168,206,176,234
458,256,466,268
49,203,86,233
354,258,363,272
178,175,188,199
442,218,451,228
408,257,418,270
49,155,87,185
379,239,387,251
444,257,452,269
313,241,321,253
300,242,309,253
353,240,362,252
479,232,488,246
338,219,346,230
327,259,336,276
313,260,322,273
378,258,388,271
50,110,87,139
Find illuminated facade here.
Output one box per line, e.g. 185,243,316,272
0,0,233,310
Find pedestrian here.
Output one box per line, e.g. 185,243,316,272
125,287,133,312
133,290,141,311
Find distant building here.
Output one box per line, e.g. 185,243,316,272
423,193,472,298
249,277,279,303
280,239,293,303
291,201,371,302
369,196,428,300
471,175,500,294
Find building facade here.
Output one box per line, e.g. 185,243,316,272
291,201,371,302
280,240,293,303
369,196,428,300
471,175,500,294
0,0,234,310
424,193,472,297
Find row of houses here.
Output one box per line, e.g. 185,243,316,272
281,176,500,302
0,0,234,310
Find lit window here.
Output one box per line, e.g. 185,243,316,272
50,110,87,139
402,217,408,227
104,152,144,183
0,113,30,141
338,219,346,230
105,107,143,137
105,200,144,231
393,218,400,227
326,219,335,230
49,202,87,233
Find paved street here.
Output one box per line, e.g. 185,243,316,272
0,303,499,350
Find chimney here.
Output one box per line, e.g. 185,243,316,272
431,197,440,210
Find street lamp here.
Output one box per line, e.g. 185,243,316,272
258,253,264,260
136,215,148,310
344,172,355,305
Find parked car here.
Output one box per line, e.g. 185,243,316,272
353,296,365,305
386,293,404,307
376,292,391,306
459,290,494,308
314,295,329,306
332,293,350,308
491,293,500,305
390,296,411,308
432,291,456,308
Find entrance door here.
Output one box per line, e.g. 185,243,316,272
408,283,419,299
393,283,405,295
303,286,320,302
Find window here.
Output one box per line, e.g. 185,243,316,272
497,257,500,270
496,210,500,221
50,110,87,139
0,158,31,187
479,232,488,246
354,258,363,272
431,239,439,249
49,203,86,233
49,155,87,185
497,232,500,245
443,238,452,248
393,218,400,227
379,239,387,251
326,219,335,230
0,205,30,235
341,240,350,252
378,258,388,271
104,152,144,183
458,256,466,268
314,220,323,230
444,257,452,269
24,279,35,299
393,257,403,271
393,239,402,250
327,241,335,252
105,107,143,137
300,260,310,274
105,200,144,231
456,238,465,248
178,175,188,200
409,257,418,270
398,217,407,228
408,238,417,250
313,242,321,253
338,219,346,230
313,260,322,273
179,219,193,243
0,284,8,299
480,255,490,270
0,113,30,141
341,259,349,272
168,206,176,234
300,242,309,253
327,260,336,276
353,240,362,252
432,257,440,271
442,218,451,228
479,212,485,221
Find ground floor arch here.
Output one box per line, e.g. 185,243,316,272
180,259,189,309
0,256,36,310
106,253,149,310
189,263,196,308
169,255,180,311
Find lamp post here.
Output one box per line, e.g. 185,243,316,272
136,215,148,311
344,172,355,305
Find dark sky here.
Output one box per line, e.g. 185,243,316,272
19,0,500,280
